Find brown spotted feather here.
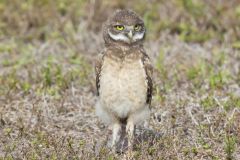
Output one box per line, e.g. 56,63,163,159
140,49,153,105
95,53,103,96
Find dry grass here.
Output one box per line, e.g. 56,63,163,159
0,0,239,159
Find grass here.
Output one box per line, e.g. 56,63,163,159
0,0,240,159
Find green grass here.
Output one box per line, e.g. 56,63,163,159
225,135,237,160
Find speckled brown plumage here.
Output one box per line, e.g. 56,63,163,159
95,46,153,104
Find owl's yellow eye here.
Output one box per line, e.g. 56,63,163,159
134,24,142,31
115,25,124,31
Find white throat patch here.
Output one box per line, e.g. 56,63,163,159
108,30,145,44
108,31,130,43
133,32,144,42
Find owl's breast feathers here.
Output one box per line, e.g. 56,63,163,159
95,46,153,105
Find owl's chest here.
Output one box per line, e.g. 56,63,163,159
99,56,147,105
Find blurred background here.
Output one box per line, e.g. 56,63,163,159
0,0,239,159
1,0,240,41
0,0,239,97
1,0,240,42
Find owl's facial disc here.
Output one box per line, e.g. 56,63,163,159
108,24,145,44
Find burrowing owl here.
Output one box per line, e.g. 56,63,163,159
95,9,153,151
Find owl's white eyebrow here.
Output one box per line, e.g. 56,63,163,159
125,26,134,30
114,23,122,26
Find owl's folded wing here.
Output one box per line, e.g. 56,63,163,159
95,53,103,96
141,50,153,105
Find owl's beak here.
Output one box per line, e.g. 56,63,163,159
127,30,133,40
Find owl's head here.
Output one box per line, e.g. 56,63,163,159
103,9,146,46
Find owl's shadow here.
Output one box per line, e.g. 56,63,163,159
109,126,163,153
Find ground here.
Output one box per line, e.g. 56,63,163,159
0,0,239,159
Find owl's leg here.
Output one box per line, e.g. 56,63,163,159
126,120,134,150
111,123,121,151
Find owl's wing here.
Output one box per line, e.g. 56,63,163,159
95,51,104,96
141,49,153,105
